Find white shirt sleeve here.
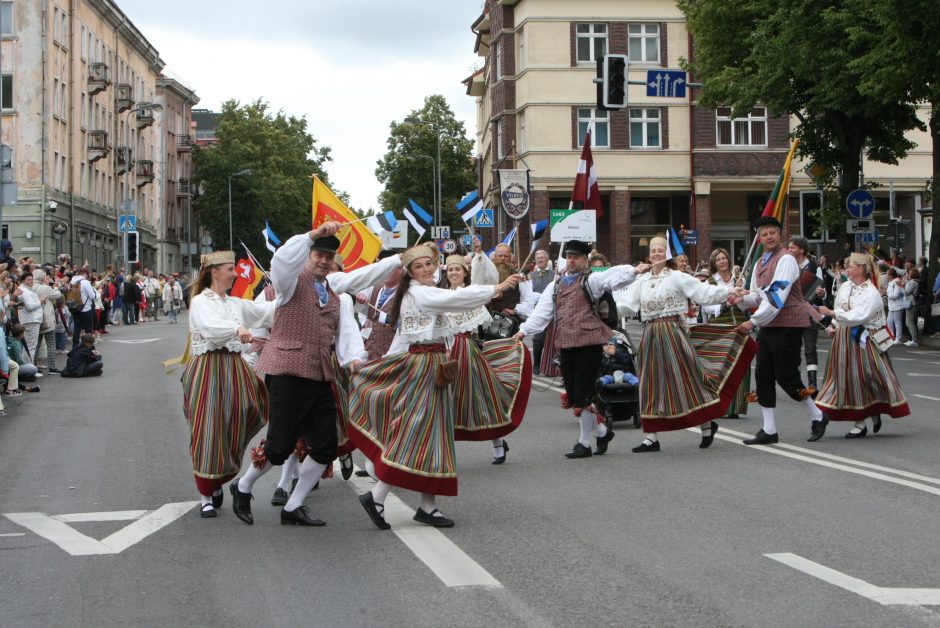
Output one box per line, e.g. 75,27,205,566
470,252,499,285
21,288,41,312
328,255,402,295
239,298,276,330
81,279,97,309
518,281,556,336
334,293,368,366
616,278,643,316
189,295,240,342
749,255,800,327
515,280,539,319
833,285,882,327
271,233,313,307
586,265,639,299
673,272,730,306
409,284,497,313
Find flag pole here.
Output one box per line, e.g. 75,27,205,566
239,240,271,278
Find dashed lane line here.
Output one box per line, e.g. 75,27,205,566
913,394,940,402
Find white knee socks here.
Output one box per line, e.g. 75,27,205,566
803,397,823,422
761,406,777,435
491,438,504,459
277,454,300,491
283,457,328,512
591,409,608,439
238,460,273,494
578,413,594,447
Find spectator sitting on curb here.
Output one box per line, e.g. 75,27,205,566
7,325,41,392
61,333,103,378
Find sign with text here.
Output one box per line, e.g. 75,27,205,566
430,225,450,240
379,220,408,249
550,209,597,242
498,169,530,220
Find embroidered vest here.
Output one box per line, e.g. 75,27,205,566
256,269,339,381
553,276,612,349
364,284,398,359
756,248,809,328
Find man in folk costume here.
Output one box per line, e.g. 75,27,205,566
229,222,401,526
527,249,555,374
358,250,403,360
732,217,828,444
787,236,826,393
516,240,648,458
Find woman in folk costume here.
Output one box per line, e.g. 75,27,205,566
815,253,910,437
705,247,751,418
182,251,274,518
347,245,526,530
619,237,757,453
443,250,528,465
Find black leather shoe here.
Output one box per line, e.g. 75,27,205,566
199,504,217,519
229,483,254,525
743,430,779,445
807,417,829,442
492,440,509,465
340,454,354,480
280,506,326,526
699,422,719,449
413,508,455,528
632,440,660,453
872,416,882,434
211,490,223,509
271,487,289,506
845,427,868,439
565,442,593,459
354,469,371,478
359,492,391,530
594,430,615,455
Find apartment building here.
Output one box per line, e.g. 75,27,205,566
468,0,932,265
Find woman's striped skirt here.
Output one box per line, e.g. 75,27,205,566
816,326,910,421
181,351,268,493
639,319,757,432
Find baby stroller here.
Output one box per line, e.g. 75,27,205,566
594,331,641,428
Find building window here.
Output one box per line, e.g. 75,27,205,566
629,23,660,63
577,108,609,148
1,1,12,36
576,23,607,64
629,108,661,148
518,111,526,153
495,119,504,160
1,74,12,109
493,40,502,80
716,106,768,146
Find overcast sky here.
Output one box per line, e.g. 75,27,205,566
118,0,484,213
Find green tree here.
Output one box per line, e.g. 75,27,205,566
193,99,335,266
678,0,923,215
375,95,476,243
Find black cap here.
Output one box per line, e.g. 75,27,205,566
311,235,340,253
754,216,782,230
563,240,592,257
377,249,396,260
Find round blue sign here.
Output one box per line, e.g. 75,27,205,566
845,189,876,219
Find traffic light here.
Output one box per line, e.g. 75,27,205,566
596,54,628,110
125,230,139,265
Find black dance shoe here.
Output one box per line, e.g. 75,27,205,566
699,422,719,449
413,508,455,528
230,483,254,525
565,442,593,459
845,427,868,439
199,504,217,519
807,417,829,442
340,454,354,480
280,506,326,527
594,430,615,455
359,492,391,530
211,489,224,509
492,440,509,465
354,469,372,478
631,440,660,453
271,487,289,506
742,430,779,445
872,416,882,434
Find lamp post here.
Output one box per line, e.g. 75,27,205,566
403,116,443,227
121,102,162,268
227,168,253,250
405,154,435,224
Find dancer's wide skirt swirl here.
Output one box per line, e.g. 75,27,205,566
816,326,910,420
639,320,757,432
182,351,268,482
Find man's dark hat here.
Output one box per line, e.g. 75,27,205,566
377,249,396,260
754,216,782,230
311,235,340,253
563,240,592,257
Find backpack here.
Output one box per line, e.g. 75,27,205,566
65,281,84,311
553,273,622,332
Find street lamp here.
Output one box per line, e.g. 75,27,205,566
403,116,443,227
405,154,436,222
228,168,253,250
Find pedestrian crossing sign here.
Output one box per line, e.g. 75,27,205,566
119,215,137,233
474,209,494,228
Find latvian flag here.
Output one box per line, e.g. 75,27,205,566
570,130,604,218
404,199,433,238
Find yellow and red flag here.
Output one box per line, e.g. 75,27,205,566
230,257,263,300
311,176,382,271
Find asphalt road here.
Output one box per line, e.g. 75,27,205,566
2,316,940,627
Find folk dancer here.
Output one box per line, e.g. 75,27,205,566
787,236,827,393
705,248,751,418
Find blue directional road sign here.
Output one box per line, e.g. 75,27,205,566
646,70,687,98
118,215,137,232
846,189,876,219
474,208,494,228
461,234,474,249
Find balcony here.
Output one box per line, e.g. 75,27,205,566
136,103,155,129
115,83,134,113
176,134,193,153
136,160,154,187
176,178,191,197
115,146,134,175
87,130,110,163
88,63,111,95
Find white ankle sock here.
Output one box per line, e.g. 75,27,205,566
283,457,328,512
200,494,212,507
372,480,391,507
849,420,866,434
578,414,593,447
238,460,272,494
803,397,823,422
643,432,658,444
761,406,777,435
365,458,376,479
420,493,444,516
277,455,299,491
492,438,504,459
700,422,712,436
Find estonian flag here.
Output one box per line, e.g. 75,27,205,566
456,190,482,224
529,219,549,252
665,227,684,260
366,211,398,235
404,199,433,238
261,221,281,253
502,226,517,246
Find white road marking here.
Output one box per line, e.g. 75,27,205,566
341,462,502,589
4,502,197,556
891,357,914,361
913,394,940,402
906,373,940,377
766,553,940,605
108,338,163,344
0,532,25,537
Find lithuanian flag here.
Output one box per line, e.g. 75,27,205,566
312,176,382,271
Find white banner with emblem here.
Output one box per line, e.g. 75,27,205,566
498,169,530,220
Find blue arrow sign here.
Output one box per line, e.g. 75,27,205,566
474,208,494,228
845,189,875,219
118,215,137,233
646,70,687,98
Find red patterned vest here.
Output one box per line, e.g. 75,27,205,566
256,269,340,381
755,247,809,328
363,284,398,359
553,275,612,349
